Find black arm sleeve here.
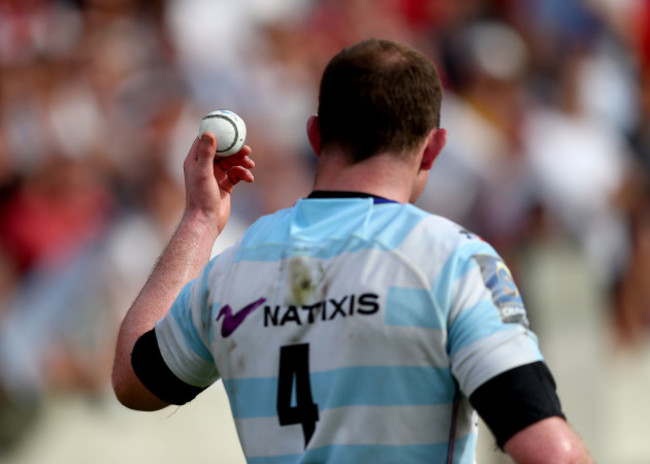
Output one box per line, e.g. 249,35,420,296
131,328,207,405
469,361,566,449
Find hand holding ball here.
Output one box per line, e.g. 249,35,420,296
198,110,247,157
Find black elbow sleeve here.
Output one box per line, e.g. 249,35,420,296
131,329,207,405
470,361,566,449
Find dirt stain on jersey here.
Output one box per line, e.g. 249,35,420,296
288,257,324,306
235,356,245,373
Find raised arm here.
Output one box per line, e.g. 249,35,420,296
111,133,254,410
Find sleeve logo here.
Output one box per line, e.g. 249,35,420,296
472,254,529,328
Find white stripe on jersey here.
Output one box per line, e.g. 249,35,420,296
156,308,218,387
452,327,542,396
197,247,454,380
212,322,449,380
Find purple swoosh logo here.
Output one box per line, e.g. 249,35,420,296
216,298,266,337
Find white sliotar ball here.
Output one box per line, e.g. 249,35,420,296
198,110,247,157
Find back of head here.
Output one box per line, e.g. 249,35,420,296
318,39,442,163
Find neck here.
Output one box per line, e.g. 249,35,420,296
312,150,418,204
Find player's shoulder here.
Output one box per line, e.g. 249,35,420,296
242,207,294,243
402,204,490,251
379,205,498,279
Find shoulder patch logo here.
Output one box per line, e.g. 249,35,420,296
472,254,529,328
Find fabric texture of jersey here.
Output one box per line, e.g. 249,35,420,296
154,197,544,463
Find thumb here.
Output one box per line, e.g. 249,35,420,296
196,133,217,167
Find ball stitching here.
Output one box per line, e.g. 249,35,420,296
202,113,239,154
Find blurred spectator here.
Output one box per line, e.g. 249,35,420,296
522,47,637,293
616,203,650,346
0,0,82,66
417,19,533,266
0,156,113,274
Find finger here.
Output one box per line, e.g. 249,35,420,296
234,145,252,157
216,147,254,170
226,166,255,185
217,156,255,173
237,153,256,169
212,160,229,185
216,145,251,161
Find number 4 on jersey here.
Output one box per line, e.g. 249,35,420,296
277,344,320,447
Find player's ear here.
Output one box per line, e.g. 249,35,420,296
306,115,321,157
420,128,447,171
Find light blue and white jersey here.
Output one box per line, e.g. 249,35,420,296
155,197,543,463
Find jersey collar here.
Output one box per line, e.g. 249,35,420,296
307,191,397,204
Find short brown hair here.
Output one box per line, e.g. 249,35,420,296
317,39,442,163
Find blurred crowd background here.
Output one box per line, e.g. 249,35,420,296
0,0,649,463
